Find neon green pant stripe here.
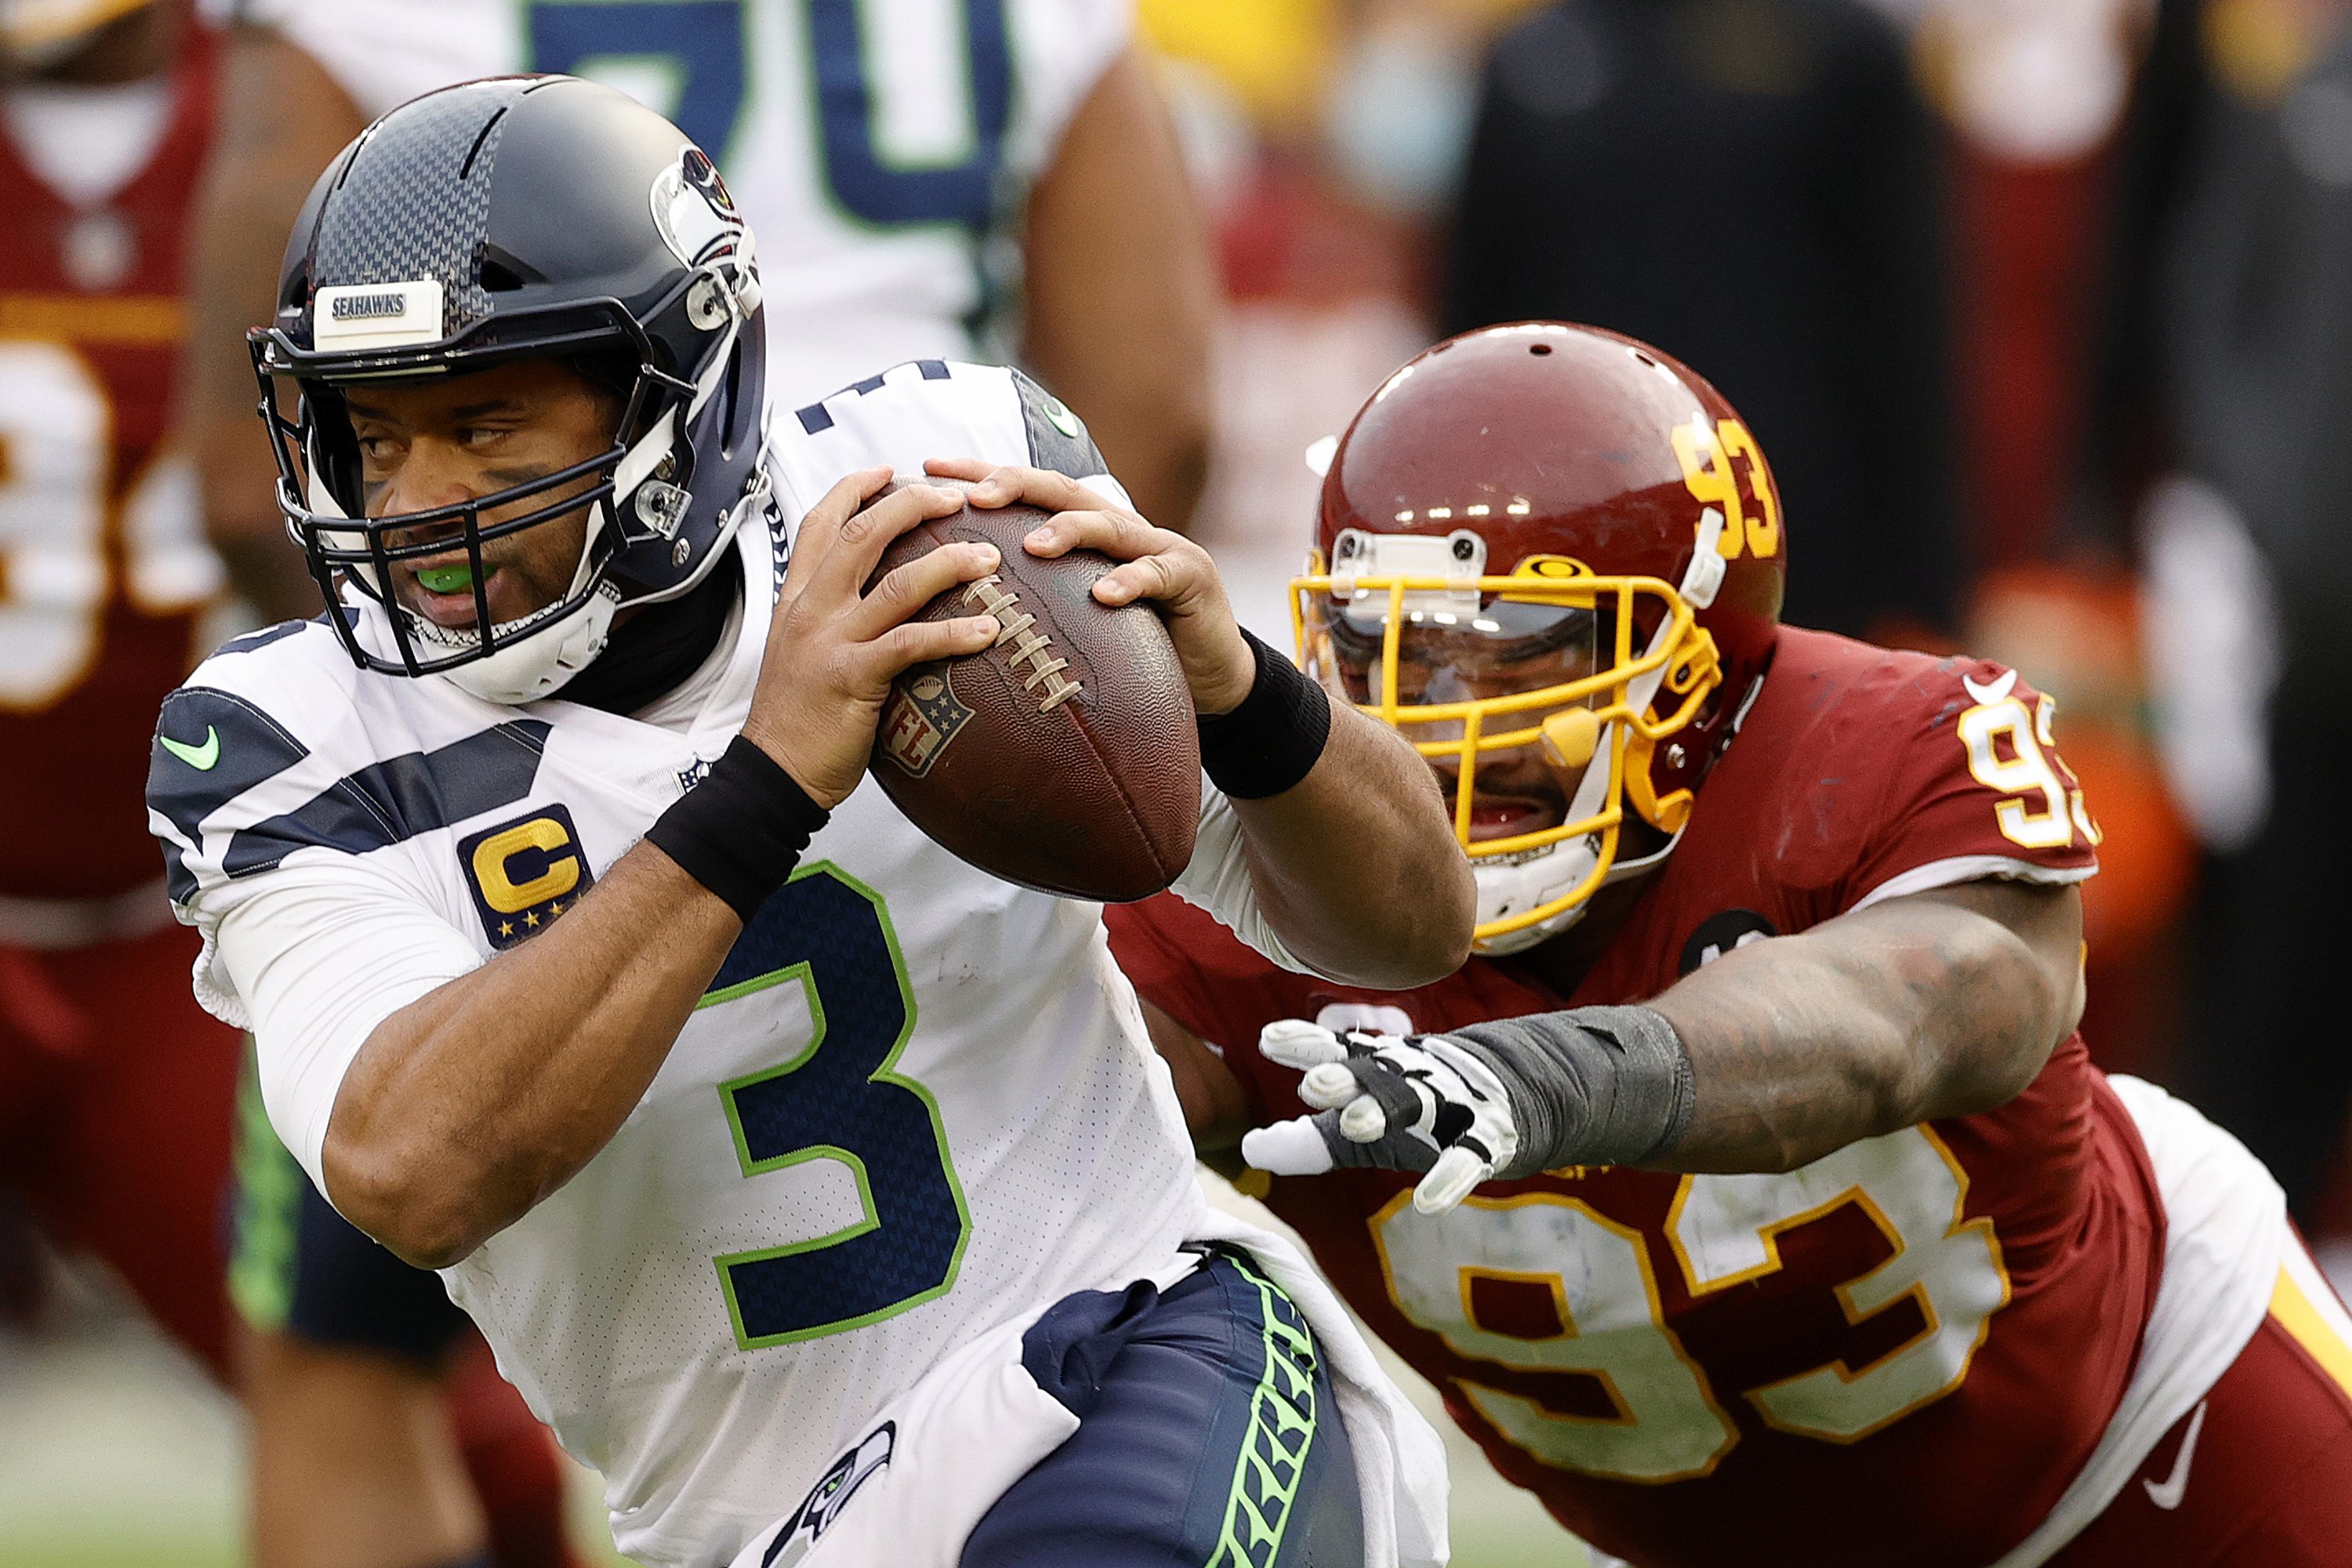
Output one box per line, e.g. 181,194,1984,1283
1210,1252,1323,1567
227,1043,302,1333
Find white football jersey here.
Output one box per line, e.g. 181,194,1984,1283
214,0,1131,402
151,365,1259,1565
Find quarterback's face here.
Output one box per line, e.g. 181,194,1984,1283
346,360,620,631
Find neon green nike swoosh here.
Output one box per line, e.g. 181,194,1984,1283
160,726,220,771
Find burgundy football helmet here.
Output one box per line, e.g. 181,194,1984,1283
1294,322,1784,952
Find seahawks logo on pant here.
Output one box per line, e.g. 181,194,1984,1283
760,1422,895,1566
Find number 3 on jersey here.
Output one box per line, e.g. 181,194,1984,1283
699,864,969,1348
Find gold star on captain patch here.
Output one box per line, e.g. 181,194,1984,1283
548,899,564,916
524,911,540,928
499,921,514,938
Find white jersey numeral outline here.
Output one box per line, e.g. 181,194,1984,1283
1372,1123,2012,1482
0,339,220,710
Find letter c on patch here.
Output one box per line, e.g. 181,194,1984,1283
472,818,581,913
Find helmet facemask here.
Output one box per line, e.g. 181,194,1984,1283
1294,524,1726,953
254,271,761,705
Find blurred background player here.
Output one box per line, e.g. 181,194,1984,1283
1444,0,1961,646
173,4,1217,1568
1112,323,2352,1567
0,11,583,1568
0,0,237,1410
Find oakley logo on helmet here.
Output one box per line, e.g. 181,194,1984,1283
313,279,446,351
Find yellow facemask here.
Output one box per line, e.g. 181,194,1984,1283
1291,547,1723,946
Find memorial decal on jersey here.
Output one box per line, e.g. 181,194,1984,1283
459,804,595,949
1678,909,1778,976
758,1422,894,1567
877,662,972,779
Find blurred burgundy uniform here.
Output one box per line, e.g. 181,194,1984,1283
1110,625,2352,1567
0,28,241,1377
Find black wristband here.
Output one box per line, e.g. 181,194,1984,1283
644,736,829,923
1196,629,1333,800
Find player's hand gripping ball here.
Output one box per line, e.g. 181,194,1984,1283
859,476,1200,901
1242,1020,1524,1215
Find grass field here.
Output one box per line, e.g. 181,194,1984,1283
2,1176,1589,1567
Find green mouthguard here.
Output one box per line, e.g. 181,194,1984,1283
416,564,479,595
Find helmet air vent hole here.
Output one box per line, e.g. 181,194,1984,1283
1530,343,1553,356
460,107,510,180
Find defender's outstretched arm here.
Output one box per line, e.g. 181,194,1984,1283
1649,878,2083,1173
1243,879,2083,1206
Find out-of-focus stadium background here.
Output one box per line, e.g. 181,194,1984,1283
11,0,2352,1561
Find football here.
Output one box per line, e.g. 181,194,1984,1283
862,477,1200,901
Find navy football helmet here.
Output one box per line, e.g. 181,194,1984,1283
252,74,769,702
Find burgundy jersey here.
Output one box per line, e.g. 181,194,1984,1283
0,37,223,902
1109,626,2148,1568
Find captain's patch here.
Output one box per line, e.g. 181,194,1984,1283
459,804,593,949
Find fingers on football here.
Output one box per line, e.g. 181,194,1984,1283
1414,1145,1494,1216
1239,1116,1340,1178
1260,1018,1348,1071
861,613,1002,685
782,466,893,587
938,460,1109,517
920,456,993,485
847,539,1000,644
1021,503,1154,559
814,481,967,604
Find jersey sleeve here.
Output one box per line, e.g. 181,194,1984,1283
771,359,1131,515
1837,659,2102,913
1164,782,1312,974
1104,893,1319,1124
217,865,481,1196
148,657,488,1194
208,0,514,120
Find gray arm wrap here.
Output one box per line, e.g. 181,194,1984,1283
1445,1006,1697,1175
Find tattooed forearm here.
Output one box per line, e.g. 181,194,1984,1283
1645,880,2084,1174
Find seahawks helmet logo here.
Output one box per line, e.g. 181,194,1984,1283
759,1422,894,1566
650,147,745,270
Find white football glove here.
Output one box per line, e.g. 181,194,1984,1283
1240,1018,1523,1214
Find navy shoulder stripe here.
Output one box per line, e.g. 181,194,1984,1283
223,720,551,878
211,619,310,657
150,688,314,848
794,360,961,436
1011,369,1107,481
